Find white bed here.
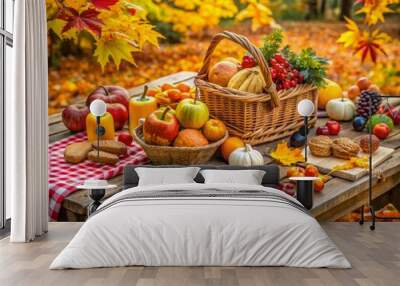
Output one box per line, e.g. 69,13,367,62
50,174,350,269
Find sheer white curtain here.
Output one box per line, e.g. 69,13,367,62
7,0,48,242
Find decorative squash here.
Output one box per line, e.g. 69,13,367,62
220,136,245,162
228,144,264,166
318,79,343,110
326,97,356,121
173,129,209,147
175,98,209,129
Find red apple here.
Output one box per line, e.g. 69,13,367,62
86,86,129,110
325,120,341,136
143,108,179,146
106,103,128,130
62,104,90,132
118,132,133,146
373,123,390,140
316,126,330,136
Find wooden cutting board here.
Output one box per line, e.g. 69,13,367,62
302,146,395,181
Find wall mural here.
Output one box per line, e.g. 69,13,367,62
46,0,400,222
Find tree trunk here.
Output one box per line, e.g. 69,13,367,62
339,0,352,21
306,0,319,20
320,0,327,18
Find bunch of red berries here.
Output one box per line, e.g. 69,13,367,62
268,54,304,91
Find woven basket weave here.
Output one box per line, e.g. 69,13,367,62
195,31,318,145
134,126,228,165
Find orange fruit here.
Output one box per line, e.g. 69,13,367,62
287,167,299,178
314,179,325,193
176,83,191,93
166,89,183,102
220,136,245,162
161,83,174,91
347,85,360,100
305,165,319,177
202,119,227,142
173,129,209,147
356,77,372,91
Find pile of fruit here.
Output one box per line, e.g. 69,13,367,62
146,82,196,107
207,30,327,94
318,75,399,142
207,57,268,94
350,77,399,140
62,85,130,133
286,165,328,193
268,54,304,91
219,136,264,166
142,98,227,148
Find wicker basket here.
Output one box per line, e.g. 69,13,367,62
134,125,228,165
195,31,318,145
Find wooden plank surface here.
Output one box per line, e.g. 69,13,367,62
1,222,400,286
49,71,400,222
304,146,395,181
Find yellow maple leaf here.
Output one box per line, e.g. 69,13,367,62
64,0,87,11
356,0,393,25
235,0,274,31
337,17,360,48
270,142,304,166
329,156,369,174
94,38,137,70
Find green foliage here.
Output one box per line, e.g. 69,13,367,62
261,30,328,87
260,29,284,62
287,48,328,87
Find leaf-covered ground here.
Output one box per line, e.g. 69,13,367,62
48,22,400,114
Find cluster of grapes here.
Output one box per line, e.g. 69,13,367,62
269,54,304,91
356,90,382,118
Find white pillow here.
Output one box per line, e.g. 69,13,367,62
135,167,200,186
200,169,266,185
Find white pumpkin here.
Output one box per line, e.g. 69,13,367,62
326,98,356,121
228,144,264,166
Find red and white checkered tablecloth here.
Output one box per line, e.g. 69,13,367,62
48,132,149,221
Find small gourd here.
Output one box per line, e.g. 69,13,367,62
228,144,264,166
326,96,356,121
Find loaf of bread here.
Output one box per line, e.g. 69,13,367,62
309,136,332,157
88,150,119,165
64,141,93,164
332,137,360,160
92,140,127,156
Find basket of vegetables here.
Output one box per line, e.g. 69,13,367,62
195,30,327,145
133,101,228,165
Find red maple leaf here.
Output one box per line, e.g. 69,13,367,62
354,40,387,63
59,8,103,36
91,0,119,9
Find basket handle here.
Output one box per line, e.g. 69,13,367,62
198,31,279,107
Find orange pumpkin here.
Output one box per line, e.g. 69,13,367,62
220,136,245,161
173,129,209,147
202,119,227,142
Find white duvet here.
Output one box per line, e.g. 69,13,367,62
50,183,351,269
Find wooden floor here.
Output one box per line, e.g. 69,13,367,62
0,223,399,286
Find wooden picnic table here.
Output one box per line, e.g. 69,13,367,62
49,71,400,222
